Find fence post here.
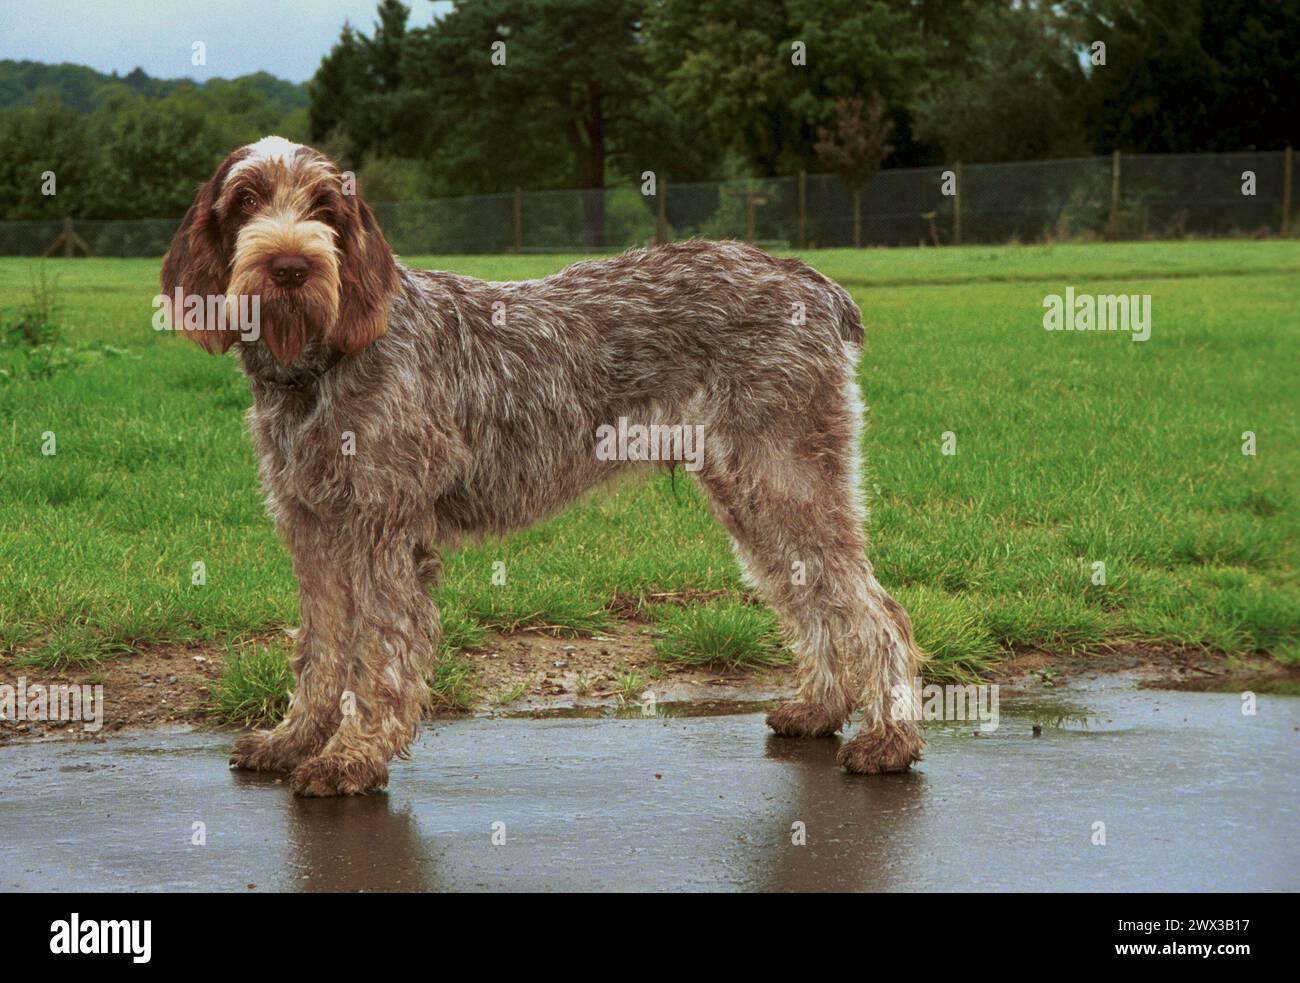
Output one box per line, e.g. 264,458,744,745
725,189,767,243
1108,150,1122,239
41,216,90,258
657,175,668,245
798,170,807,250
513,187,523,253
1283,146,1294,238
952,162,962,246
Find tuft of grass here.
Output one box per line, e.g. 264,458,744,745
428,604,485,712
981,593,1110,653
454,579,611,637
4,264,62,347
653,600,791,671
428,650,479,712
0,264,121,383
207,638,293,727
612,664,647,701
14,621,125,671
489,680,530,706
437,601,489,656
895,586,999,681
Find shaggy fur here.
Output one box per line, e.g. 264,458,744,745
162,136,925,796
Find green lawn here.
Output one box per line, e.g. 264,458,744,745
1,240,1296,693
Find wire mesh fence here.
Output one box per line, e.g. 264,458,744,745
1,150,1292,257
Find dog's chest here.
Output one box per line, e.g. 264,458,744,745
249,394,344,501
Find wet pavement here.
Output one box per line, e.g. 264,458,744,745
2,682,1297,891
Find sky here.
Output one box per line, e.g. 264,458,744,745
0,0,453,83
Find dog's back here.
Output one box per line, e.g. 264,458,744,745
400,240,863,535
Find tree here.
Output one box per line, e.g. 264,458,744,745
309,0,661,245
644,0,931,176
308,22,364,153
0,64,302,222
913,1,1088,164
1068,0,1300,153
1203,0,1300,151
814,94,894,247
87,87,245,218
406,0,656,246
308,4,413,164
0,93,96,219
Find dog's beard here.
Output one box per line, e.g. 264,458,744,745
225,272,339,366
258,295,319,365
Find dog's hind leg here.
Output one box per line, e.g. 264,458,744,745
289,519,437,796
696,375,924,774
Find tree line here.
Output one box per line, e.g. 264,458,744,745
0,65,306,220
0,0,1295,226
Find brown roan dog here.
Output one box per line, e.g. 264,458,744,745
161,136,925,796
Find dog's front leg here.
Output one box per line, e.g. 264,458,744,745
290,519,438,797
230,502,352,773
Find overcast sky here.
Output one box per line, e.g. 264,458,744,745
0,1,452,83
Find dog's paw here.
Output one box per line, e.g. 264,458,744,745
229,728,316,773
765,701,844,738
230,731,289,772
836,724,924,775
290,753,388,797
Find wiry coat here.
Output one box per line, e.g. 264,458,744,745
164,138,924,796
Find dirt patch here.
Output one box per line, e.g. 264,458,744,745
0,643,225,744
986,644,1300,696
3,630,1294,745
471,623,792,710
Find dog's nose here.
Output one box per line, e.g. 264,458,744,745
269,254,311,287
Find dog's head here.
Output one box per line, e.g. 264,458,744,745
161,136,398,364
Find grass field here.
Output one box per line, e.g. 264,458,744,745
1,240,1296,712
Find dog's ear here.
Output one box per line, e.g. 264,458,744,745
161,153,243,354
329,190,398,355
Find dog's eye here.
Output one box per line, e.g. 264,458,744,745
240,192,259,214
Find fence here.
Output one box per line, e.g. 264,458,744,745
0,150,1293,257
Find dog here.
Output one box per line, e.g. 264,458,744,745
161,135,924,796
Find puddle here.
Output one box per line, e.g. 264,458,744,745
998,697,1101,731
495,697,783,720
500,694,1110,733
1148,673,1300,696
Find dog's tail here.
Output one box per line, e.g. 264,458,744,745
799,261,863,350
782,254,864,351
831,283,864,351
